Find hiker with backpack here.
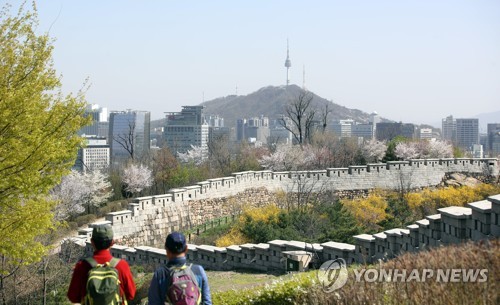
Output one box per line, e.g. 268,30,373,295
67,224,136,304
148,231,212,305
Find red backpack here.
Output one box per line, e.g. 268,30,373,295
165,264,201,305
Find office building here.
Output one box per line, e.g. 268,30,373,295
74,137,110,173
442,115,456,143
164,106,209,157
369,112,380,135
236,116,270,144
419,128,433,140
268,118,293,145
331,119,354,138
205,115,225,128
487,123,500,157
456,118,479,151
109,110,150,163
78,104,109,138
376,122,416,141
472,144,483,158
352,124,374,140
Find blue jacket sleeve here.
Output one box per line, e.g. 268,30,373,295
197,265,212,305
148,269,164,305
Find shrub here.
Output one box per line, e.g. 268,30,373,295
343,194,388,231
99,200,128,216
75,214,97,227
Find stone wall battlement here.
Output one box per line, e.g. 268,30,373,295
66,194,500,272
79,158,498,246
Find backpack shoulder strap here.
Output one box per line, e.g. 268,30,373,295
184,264,201,291
109,257,121,268
84,257,98,268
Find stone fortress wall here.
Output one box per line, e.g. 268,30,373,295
71,194,500,272
66,158,499,269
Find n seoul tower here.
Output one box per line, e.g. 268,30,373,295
284,39,291,86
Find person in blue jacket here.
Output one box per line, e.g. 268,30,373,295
148,231,212,305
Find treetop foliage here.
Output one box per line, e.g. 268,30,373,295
122,162,153,196
0,2,89,270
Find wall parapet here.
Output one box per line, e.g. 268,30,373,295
66,194,500,272
77,158,498,247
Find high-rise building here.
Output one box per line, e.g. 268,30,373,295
419,128,433,140
236,119,247,142
79,104,109,138
236,116,270,144
352,123,374,140
109,110,151,163
473,144,483,158
331,119,355,138
442,115,456,143
487,123,500,157
164,106,209,157
74,137,110,173
376,122,416,141
269,118,293,145
367,111,380,137
204,115,224,128
456,118,479,151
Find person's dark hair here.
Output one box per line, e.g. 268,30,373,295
92,238,113,250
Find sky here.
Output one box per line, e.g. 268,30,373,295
8,0,500,126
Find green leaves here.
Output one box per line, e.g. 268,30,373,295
0,3,90,270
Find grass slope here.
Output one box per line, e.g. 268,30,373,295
213,240,499,305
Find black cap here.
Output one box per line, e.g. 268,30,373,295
165,231,187,254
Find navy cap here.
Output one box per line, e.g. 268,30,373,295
165,231,187,254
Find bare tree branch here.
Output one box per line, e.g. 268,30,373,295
320,103,332,133
113,119,136,159
280,90,314,145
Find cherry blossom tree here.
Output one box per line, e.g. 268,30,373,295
51,170,112,219
395,140,453,160
395,141,453,160
361,139,387,163
178,145,205,165
51,171,88,220
427,140,453,158
85,170,113,211
259,144,319,171
394,142,419,160
259,144,324,171
122,163,153,197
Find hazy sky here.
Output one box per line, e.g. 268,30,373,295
17,0,500,125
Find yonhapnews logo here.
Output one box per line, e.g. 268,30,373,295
317,258,348,292
316,259,488,292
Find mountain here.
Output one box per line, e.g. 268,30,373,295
199,85,380,128
474,110,500,132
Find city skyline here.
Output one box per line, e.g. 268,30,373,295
29,1,500,125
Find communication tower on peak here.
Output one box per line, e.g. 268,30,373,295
284,39,291,86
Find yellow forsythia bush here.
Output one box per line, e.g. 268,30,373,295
215,204,281,246
343,194,388,231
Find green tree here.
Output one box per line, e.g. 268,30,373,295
383,136,407,162
0,3,89,272
316,200,363,244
